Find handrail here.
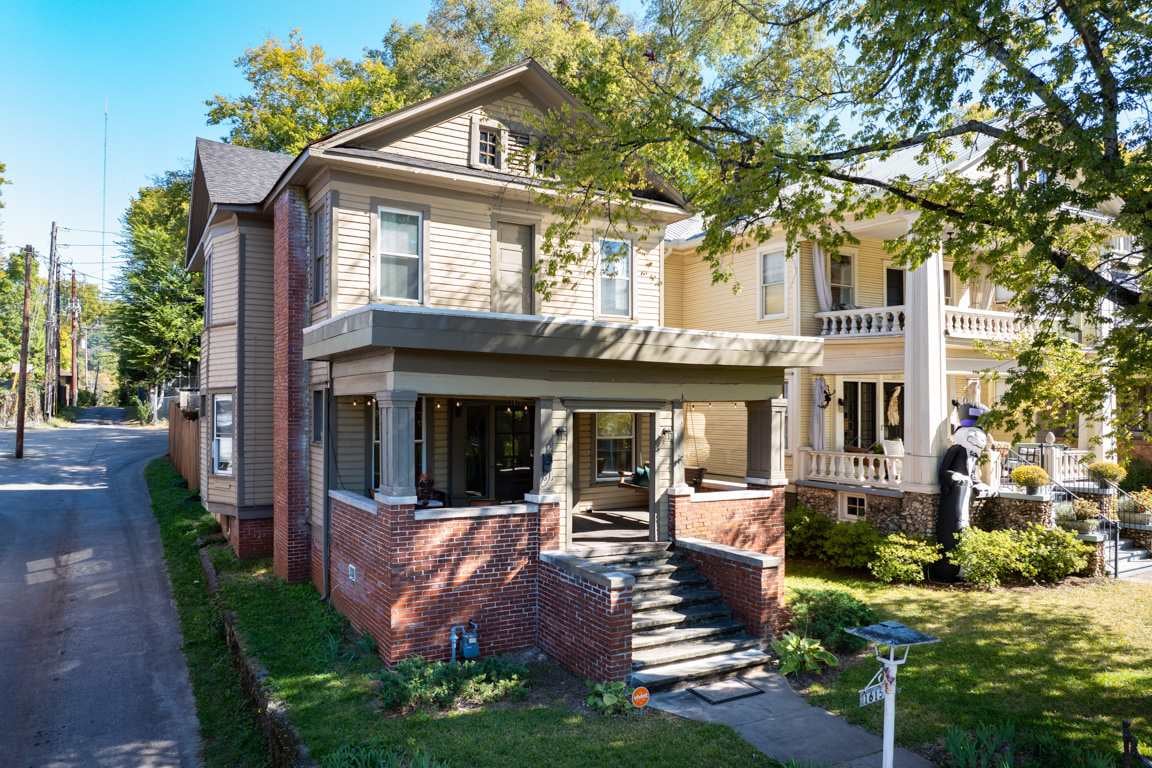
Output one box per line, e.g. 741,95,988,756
814,305,906,337
944,307,1020,341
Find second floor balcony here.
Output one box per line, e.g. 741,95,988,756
815,305,1020,343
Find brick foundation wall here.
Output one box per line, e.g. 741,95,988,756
538,559,632,681
668,490,785,556
228,516,274,559
272,185,311,583
327,495,394,658
681,549,782,641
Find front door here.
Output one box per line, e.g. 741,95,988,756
493,222,533,314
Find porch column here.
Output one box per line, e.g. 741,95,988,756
530,397,568,549
1078,391,1117,461
746,397,788,487
650,401,682,542
902,248,950,494
374,390,418,502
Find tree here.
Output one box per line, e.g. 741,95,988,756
206,31,405,154
110,171,202,422
531,0,1152,449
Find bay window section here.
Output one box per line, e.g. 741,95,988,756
599,239,631,317
378,208,422,301
595,412,635,481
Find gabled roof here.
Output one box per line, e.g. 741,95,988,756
194,138,292,205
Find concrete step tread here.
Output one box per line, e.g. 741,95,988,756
632,635,763,669
629,648,772,691
567,542,671,561
631,619,746,650
610,562,680,578
632,604,730,631
632,574,709,592
632,589,723,611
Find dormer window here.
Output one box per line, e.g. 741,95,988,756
478,128,501,168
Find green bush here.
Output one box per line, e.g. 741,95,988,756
1071,499,1099,521
1120,457,1152,492
944,722,1117,768
584,681,633,715
788,588,878,652
949,525,1090,588
1010,465,1050,488
785,503,836,559
323,744,449,768
377,655,528,712
771,632,838,677
1087,460,1126,484
869,534,943,584
822,520,884,569
948,528,1022,588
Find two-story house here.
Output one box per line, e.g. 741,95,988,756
664,197,1115,533
185,61,824,687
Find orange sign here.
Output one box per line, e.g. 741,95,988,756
631,686,650,708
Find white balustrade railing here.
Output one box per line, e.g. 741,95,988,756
1049,448,1093,483
815,305,906,338
799,449,903,489
944,307,1019,341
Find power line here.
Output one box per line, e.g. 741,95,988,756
61,227,118,235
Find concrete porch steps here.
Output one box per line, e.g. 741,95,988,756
631,573,709,592
631,619,746,650
632,603,732,631
1103,538,1152,579
632,587,724,611
629,648,773,691
632,635,764,670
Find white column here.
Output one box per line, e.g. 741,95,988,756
374,390,418,502
902,248,949,494
1078,391,1117,461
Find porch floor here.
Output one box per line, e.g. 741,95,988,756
572,509,650,543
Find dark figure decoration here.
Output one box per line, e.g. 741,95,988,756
931,425,991,582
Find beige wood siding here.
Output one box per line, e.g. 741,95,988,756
240,224,275,507
430,397,449,485
669,240,795,335
573,412,649,512
379,91,541,166
684,402,747,480
663,248,684,327
204,226,240,390
333,396,371,495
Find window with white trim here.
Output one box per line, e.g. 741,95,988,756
942,268,954,306
478,128,501,168
378,207,422,301
599,239,631,317
840,493,866,521
829,251,855,308
760,250,786,318
311,206,328,304
212,394,233,475
595,413,635,481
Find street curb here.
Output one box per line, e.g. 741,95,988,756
197,543,318,768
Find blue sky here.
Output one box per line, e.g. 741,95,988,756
0,0,534,290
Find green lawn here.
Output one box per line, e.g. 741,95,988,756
145,460,269,768
147,458,775,768
787,561,1152,758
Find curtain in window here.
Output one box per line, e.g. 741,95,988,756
379,210,421,300
812,243,833,312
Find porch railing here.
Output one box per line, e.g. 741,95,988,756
798,449,902,489
943,307,1020,341
815,306,906,338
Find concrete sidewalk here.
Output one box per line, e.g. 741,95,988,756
650,670,935,767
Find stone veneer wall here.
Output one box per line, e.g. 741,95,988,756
980,495,1055,530
796,486,837,519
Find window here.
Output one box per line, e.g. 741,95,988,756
311,206,328,304
599,239,632,317
595,413,635,481
478,128,501,168
882,383,904,441
942,268,954,306
840,493,867,521
311,390,324,444
212,394,233,475
507,131,531,173
842,380,877,450
378,207,422,301
829,252,855,308
885,267,905,306
760,250,787,318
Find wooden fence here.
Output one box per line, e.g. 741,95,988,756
168,401,200,491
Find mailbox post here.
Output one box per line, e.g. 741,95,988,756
846,620,939,768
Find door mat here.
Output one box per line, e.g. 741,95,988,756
688,678,764,705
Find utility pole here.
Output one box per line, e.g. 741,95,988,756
42,221,58,418
15,245,33,459
54,258,61,412
69,269,78,408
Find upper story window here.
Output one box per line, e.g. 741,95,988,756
311,206,328,304
378,207,422,301
599,239,632,317
760,250,787,318
885,267,905,306
942,268,954,306
595,413,635,481
477,128,501,168
830,251,855,308
212,394,233,475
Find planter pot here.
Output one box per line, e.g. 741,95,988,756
1025,485,1041,495
1068,519,1100,534
1097,479,1112,490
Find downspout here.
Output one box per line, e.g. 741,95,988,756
322,359,334,600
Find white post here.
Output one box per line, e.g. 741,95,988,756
881,648,899,768
902,247,949,494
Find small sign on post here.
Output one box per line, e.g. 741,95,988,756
846,621,939,768
631,686,650,709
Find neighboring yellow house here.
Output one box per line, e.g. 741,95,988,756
663,210,1113,533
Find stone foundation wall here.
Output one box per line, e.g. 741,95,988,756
796,486,837,519
982,495,1055,530
899,492,939,537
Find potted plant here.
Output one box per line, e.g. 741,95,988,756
1067,499,1101,533
1010,465,1050,495
1087,460,1126,489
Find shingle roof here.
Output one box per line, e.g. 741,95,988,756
194,138,293,206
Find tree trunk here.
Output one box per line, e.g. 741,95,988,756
149,385,163,425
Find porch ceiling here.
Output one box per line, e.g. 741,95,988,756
303,304,823,369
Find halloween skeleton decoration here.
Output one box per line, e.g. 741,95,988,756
931,419,992,582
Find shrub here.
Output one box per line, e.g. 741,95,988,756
869,534,943,584
785,503,835,559
323,744,448,768
788,588,878,652
376,655,528,711
1120,457,1152,492
1087,460,1126,484
1072,499,1099,521
584,681,632,715
1010,465,1050,489
1131,488,1152,513
823,520,884,569
131,395,156,424
771,632,838,677
1016,524,1090,583
944,723,1118,768
948,528,1022,588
